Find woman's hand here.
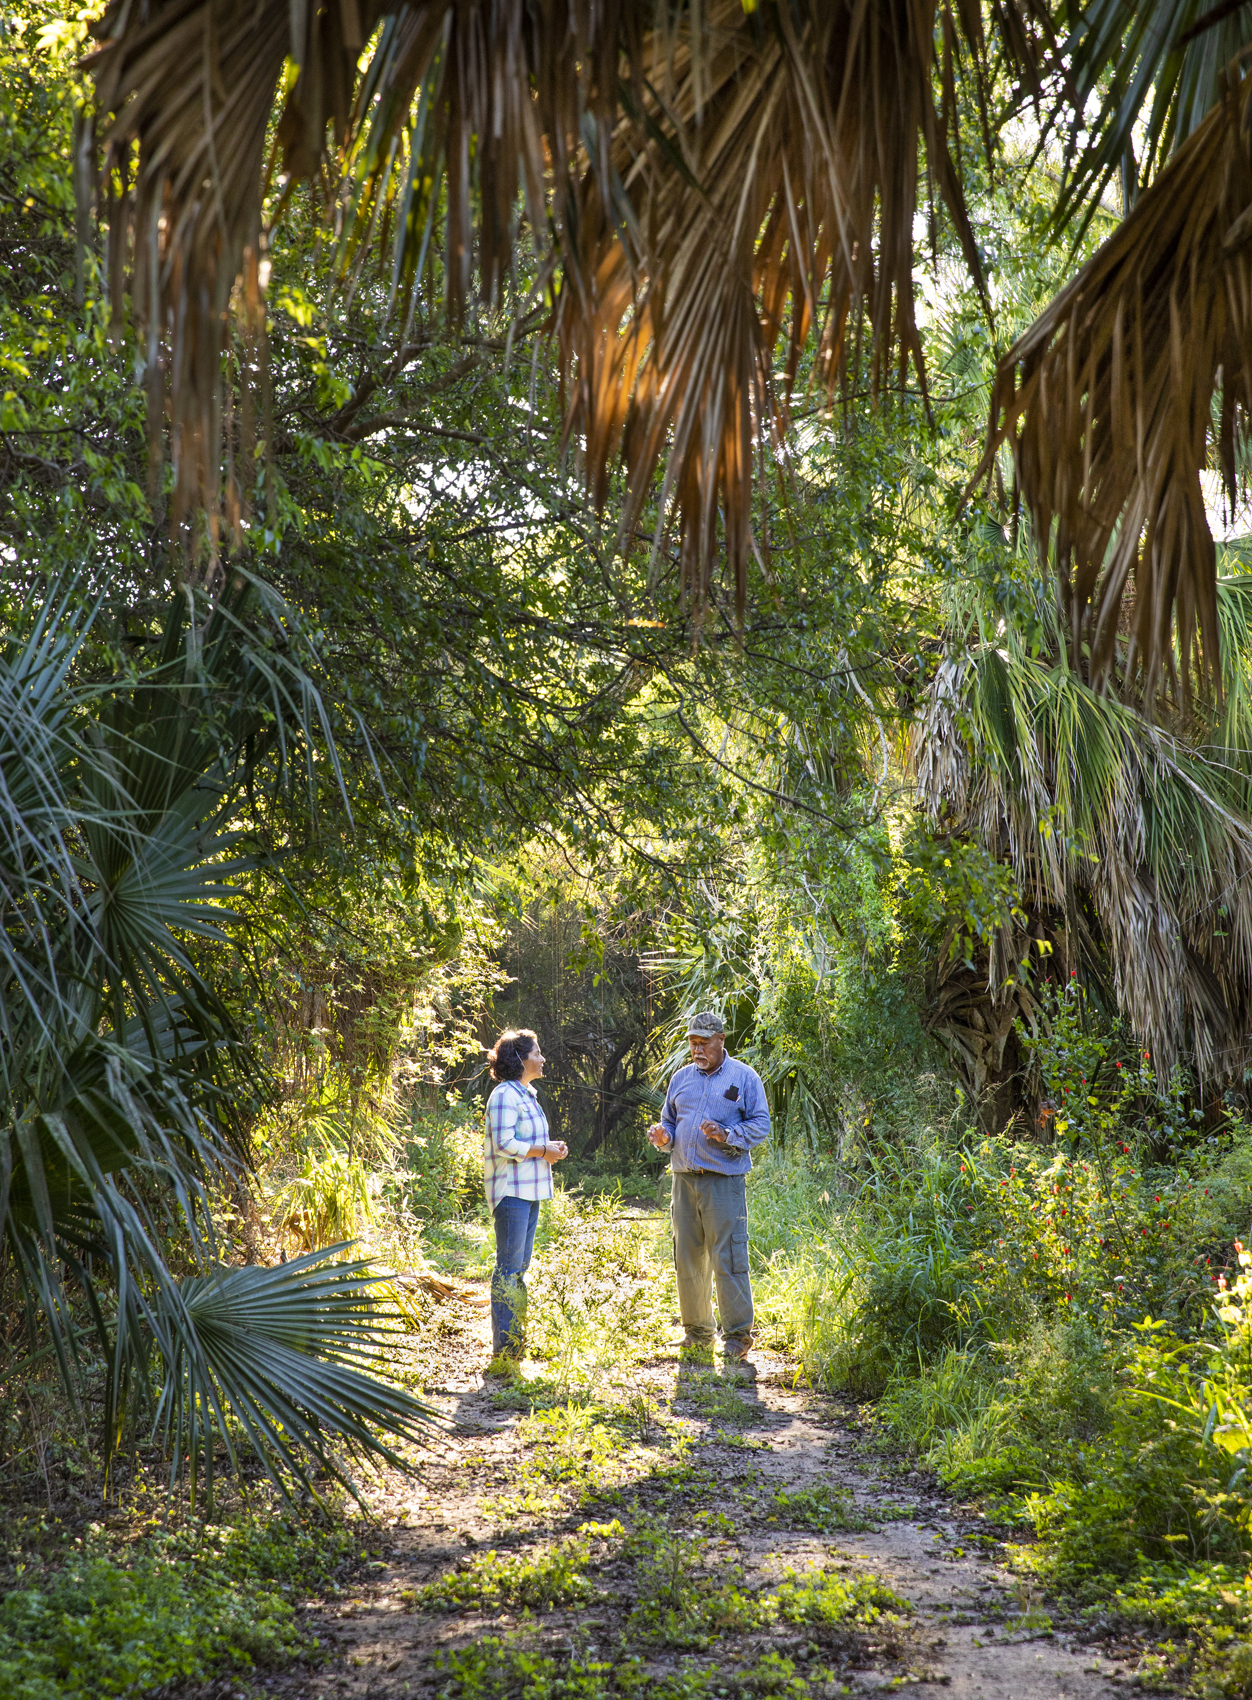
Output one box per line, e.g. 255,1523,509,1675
540,1140,568,1164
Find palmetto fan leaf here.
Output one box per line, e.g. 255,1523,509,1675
1049,0,1252,233
913,581,1252,1085
86,0,1043,602
152,1249,434,1504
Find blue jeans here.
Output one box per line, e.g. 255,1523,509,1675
491,1196,541,1357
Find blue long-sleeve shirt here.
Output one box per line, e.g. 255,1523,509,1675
659,1052,771,1175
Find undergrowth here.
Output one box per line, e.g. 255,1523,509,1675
0,1511,372,1700
750,980,1252,1695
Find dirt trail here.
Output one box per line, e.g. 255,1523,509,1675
260,1273,1149,1700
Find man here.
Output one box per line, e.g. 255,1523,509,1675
647,1011,771,1361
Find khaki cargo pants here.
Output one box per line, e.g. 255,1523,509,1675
671,1170,754,1346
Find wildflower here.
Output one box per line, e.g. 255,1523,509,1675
1141,1228,1148,1236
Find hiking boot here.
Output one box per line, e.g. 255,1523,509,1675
678,1331,715,1360
722,1336,754,1363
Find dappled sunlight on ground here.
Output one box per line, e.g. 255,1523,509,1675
259,1206,1143,1700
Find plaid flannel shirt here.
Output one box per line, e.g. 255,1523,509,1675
483,1079,553,1208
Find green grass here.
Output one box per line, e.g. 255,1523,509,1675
677,1372,759,1428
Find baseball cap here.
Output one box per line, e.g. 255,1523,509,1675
686,1011,726,1038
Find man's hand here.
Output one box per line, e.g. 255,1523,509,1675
647,1122,671,1150
700,1119,730,1146
540,1140,568,1164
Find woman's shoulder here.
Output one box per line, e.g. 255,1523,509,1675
487,1077,528,1101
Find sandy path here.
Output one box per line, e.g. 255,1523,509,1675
258,1274,1150,1700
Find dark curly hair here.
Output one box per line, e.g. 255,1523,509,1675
487,1028,539,1083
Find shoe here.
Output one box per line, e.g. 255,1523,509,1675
722,1338,754,1362
679,1332,715,1359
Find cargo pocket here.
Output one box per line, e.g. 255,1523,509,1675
730,1230,750,1274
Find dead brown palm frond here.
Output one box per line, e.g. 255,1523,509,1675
86,0,1047,597
980,57,1252,704
549,0,1002,612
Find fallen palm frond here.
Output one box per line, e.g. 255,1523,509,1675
912,591,1252,1085
981,55,1252,702
86,0,1044,603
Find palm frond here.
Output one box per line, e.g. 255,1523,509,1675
981,64,1252,701
1051,0,1252,234
85,0,1045,602
151,1248,435,1506
913,626,1252,1083
1214,567,1252,773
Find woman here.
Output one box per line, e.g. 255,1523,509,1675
483,1028,567,1364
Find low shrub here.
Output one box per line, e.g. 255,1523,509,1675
526,1189,675,1376
400,1101,486,1221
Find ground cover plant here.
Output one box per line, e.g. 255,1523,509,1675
0,1510,379,1700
